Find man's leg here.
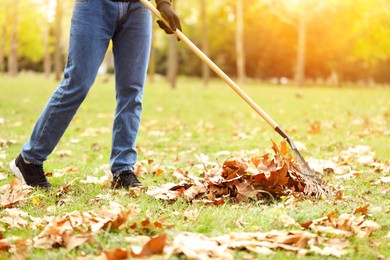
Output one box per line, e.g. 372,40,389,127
110,1,152,186
12,0,116,187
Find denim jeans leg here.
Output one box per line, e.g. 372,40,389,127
110,2,152,175
22,1,115,164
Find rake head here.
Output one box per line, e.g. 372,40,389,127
275,126,332,197
292,148,332,197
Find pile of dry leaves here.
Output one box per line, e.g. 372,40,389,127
147,141,332,204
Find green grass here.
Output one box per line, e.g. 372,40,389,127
0,73,389,259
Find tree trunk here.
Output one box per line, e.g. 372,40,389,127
43,21,51,77
0,24,5,73
294,13,306,87
166,0,178,89
167,36,178,89
236,0,245,86
200,0,210,87
54,0,63,81
42,0,51,77
8,0,19,77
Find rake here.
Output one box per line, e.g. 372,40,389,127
140,0,330,196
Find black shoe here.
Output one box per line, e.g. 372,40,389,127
112,171,143,189
10,154,52,189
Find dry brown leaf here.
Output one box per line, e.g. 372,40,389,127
100,248,129,260
171,168,188,181
300,205,381,239
0,209,29,229
0,239,11,251
308,122,321,134
130,233,166,258
55,150,72,157
63,233,94,251
204,197,225,206
11,238,31,259
170,232,233,260
278,214,298,228
33,202,138,249
0,181,32,208
56,179,76,197
167,230,348,258
352,204,369,215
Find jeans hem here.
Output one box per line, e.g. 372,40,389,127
21,152,44,166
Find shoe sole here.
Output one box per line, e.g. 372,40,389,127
10,159,27,184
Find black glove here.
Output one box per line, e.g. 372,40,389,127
156,1,182,35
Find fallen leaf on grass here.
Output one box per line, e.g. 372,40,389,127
96,248,129,260
56,179,76,197
66,207,379,259
166,230,347,258
171,168,189,181
63,233,94,251
0,180,32,208
81,127,110,137
381,176,390,183
0,138,18,148
55,150,72,157
308,145,389,186
169,232,232,260
80,176,110,186
33,202,138,249
77,234,167,260
352,204,369,215
50,166,79,178
183,208,201,222
235,216,249,228
130,233,167,258
301,205,381,238
133,159,166,178
0,209,29,229
0,233,11,251
146,181,207,202
278,214,299,228
308,121,321,134
204,197,225,206
129,217,171,234
10,238,30,259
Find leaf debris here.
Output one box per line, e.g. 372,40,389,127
147,141,332,204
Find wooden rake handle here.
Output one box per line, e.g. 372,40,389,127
140,0,279,130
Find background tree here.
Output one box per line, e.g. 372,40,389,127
200,0,210,87
43,0,52,77
235,0,245,86
8,0,20,77
262,0,328,86
0,3,5,74
1,0,390,85
54,0,63,81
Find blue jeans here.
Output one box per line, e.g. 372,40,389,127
22,0,152,176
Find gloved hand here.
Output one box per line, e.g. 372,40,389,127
156,1,182,35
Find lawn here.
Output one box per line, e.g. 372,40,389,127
0,73,389,259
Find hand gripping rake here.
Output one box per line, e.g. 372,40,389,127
140,0,329,196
